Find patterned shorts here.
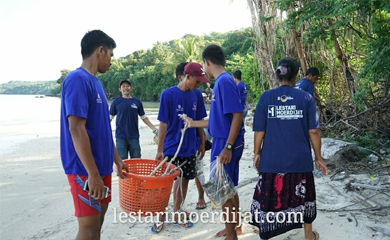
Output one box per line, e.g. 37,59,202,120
165,154,196,180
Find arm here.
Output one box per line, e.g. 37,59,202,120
253,131,265,172
141,116,157,131
155,121,168,161
196,126,206,160
227,112,243,146
68,115,105,200
185,118,208,128
109,100,116,123
219,112,243,164
309,129,328,176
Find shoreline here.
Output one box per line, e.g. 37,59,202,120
1,122,389,239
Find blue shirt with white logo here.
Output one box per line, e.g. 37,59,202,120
295,78,314,96
253,85,319,173
237,81,247,109
60,67,114,176
158,86,207,157
209,72,244,139
193,89,205,150
110,97,145,140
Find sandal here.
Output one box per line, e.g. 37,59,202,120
151,221,164,234
196,201,207,209
177,209,191,220
173,221,194,228
313,231,320,240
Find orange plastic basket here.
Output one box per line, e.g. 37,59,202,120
119,159,180,216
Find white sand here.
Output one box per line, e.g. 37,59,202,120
1,118,389,240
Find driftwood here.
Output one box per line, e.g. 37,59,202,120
349,182,387,191
350,192,381,209
367,226,390,237
237,176,258,189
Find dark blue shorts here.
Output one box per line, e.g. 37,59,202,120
210,136,244,186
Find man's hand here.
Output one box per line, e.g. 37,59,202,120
253,154,260,173
197,143,205,160
115,160,128,179
87,173,106,200
219,148,232,164
182,116,194,128
155,152,164,162
153,129,158,136
315,158,329,176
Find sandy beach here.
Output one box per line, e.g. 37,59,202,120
1,109,389,240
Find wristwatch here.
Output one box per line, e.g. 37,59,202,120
225,143,233,150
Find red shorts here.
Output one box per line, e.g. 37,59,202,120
67,174,112,217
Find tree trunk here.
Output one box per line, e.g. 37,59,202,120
247,0,278,89
327,19,357,100
291,26,308,74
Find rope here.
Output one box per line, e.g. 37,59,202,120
150,113,188,176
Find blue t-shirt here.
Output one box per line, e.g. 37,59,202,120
110,97,145,140
209,72,244,139
60,67,114,176
193,89,204,150
158,86,207,157
295,78,314,96
237,81,247,109
253,85,319,173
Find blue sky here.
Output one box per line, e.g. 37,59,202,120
0,0,252,83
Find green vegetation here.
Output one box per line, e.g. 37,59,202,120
246,0,390,153
0,80,58,95
2,0,390,153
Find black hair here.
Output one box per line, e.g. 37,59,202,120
210,83,215,89
119,79,131,87
202,44,226,66
233,70,242,80
81,30,116,59
275,57,300,82
305,67,320,77
175,62,188,79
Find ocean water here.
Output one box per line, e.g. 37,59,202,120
0,94,160,155
0,95,61,154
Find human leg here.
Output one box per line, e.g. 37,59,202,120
195,177,207,209
128,138,141,158
67,174,112,239
173,177,189,212
212,137,244,238
76,213,103,240
222,197,238,240
116,138,129,160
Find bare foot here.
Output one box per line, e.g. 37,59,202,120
236,226,243,235
215,227,242,238
305,231,320,240
215,228,227,238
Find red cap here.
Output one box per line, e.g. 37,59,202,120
184,62,209,83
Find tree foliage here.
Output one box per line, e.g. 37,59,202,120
247,0,390,151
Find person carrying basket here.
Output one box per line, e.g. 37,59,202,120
152,62,209,233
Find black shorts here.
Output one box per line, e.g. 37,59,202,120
165,154,196,180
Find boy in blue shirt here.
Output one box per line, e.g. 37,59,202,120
295,67,320,96
110,79,158,159
60,30,128,240
175,62,208,210
184,44,245,240
233,69,248,123
153,62,208,233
